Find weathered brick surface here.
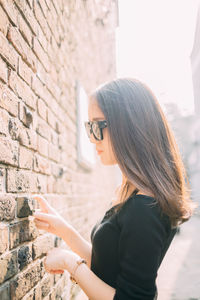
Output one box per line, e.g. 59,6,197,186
0,136,18,166
0,195,16,221
0,250,18,284
0,0,118,299
0,32,18,70
17,196,35,218
0,282,10,300
0,5,9,36
9,219,38,250
18,243,33,271
0,224,9,254
32,234,54,259
10,261,42,299
7,169,37,193
0,56,8,83
19,146,33,169
0,82,19,117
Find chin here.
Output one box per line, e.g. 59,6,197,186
100,158,117,166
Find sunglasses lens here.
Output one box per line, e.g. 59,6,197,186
92,123,101,140
85,123,91,138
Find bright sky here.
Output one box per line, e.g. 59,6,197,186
116,0,200,115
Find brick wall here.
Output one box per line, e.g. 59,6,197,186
0,1,119,299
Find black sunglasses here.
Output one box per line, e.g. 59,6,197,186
84,120,107,141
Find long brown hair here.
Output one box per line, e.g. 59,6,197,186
90,78,194,227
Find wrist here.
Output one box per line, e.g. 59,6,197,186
63,251,79,274
70,257,87,284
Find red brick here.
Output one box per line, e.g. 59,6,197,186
9,219,38,250
6,169,37,193
8,26,37,72
33,37,50,72
0,82,19,116
36,174,47,193
36,118,51,141
0,5,9,35
17,14,32,46
48,143,60,162
0,109,9,136
17,197,35,218
47,108,57,130
33,283,42,300
45,71,61,101
33,154,51,175
9,220,39,249
18,243,33,272
37,0,48,18
37,134,48,157
8,117,21,141
0,32,18,70
0,0,19,25
18,127,37,150
0,195,16,221
19,146,33,169
0,56,8,83
26,0,33,9
18,102,34,128
18,56,33,86
47,3,60,45
0,251,18,283
0,168,6,194
9,70,37,110
32,234,54,259
0,224,9,254
10,261,42,299
17,197,34,218
0,136,18,166
50,130,58,146
37,98,47,120
32,75,47,102
0,250,18,284
36,20,48,52
33,0,51,41
51,0,60,15
0,282,10,299
47,175,56,193
40,274,53,298
14,0,38,35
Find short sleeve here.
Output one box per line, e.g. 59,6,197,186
113,198,167,300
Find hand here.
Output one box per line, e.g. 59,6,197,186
32,194,70,238
44,247,81,275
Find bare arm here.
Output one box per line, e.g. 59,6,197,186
69,260,116,300
61,223,92,268
61,250,116,300
33,195,93,268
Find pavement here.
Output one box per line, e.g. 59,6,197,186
157,215,200,300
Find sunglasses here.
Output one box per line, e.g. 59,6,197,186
84,120,107,141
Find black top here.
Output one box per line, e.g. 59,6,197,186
90,191,177,300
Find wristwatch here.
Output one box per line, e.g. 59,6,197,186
70,258,87,284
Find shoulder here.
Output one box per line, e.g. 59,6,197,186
116,194,169,230
118,194,159,215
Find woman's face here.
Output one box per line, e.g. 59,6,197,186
88,98,117,166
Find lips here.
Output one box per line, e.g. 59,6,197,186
97,150,103,154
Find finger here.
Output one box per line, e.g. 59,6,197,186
32,195,53,213
33,212,55,223
49,270,64,274
34,219,50,230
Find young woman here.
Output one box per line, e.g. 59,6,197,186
33,78,194,300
